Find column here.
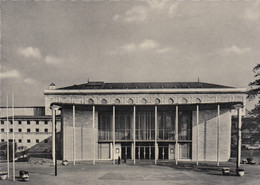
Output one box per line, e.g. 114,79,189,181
155,106,158,164
196,105,199,166
133,106,136,164
12,92,15,181
51,104,61,176
237,107,242,169
113,106,116,165
175,106,178,165
52,108,56,166
63,124,66,161
217,104,220,166
6,95,9,178
73,105,76,165
93,105,96,165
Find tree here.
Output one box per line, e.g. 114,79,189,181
247,63,260,144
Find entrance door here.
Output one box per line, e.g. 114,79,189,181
158,144,169,159
135,143,155,159
121,143,132,159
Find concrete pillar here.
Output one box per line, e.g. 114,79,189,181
217,104,220,166
93,105,95,165
175,106,178,165
155,106,158,164
196,105,199,166
73,105,76,165
113,106,116,165
6,95,9,178
52,108,56,166
133,106,136,164
237,107,242,169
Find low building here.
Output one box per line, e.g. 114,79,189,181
44,81,246,162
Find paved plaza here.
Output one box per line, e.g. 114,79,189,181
1,159,260,185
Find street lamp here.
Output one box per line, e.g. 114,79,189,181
50,104,61,176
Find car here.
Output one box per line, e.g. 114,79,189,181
247,144,260,150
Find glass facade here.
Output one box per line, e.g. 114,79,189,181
136,112,155,140
98,107,192,160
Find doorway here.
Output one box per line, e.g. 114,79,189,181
121,143,131,159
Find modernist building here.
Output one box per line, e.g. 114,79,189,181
44,81,246,163
0,107,61,155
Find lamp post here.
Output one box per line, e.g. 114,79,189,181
50,104,61,176
233,104,243,172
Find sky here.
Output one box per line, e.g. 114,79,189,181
0,0,260,110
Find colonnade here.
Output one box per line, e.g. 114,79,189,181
51,104,243,166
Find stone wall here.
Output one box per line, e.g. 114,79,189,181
62,108,98,161
192,108,231,162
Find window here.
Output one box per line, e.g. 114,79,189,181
178,111,192,140
27,121,30,125
27,139,31,143
1,121,4,125
36,128,39,133
10,128,13,133
179,143,191,159
1,139,4,142
10,121,13,125
44,129,48,133
27,129,31,133
1,128,4,132
136,112,155,140
158,111,175,140
18,139,22,143
36,139,39,143
18,121,22,125
44,139,48,143
45,121,48,125
36,121,39,125
18,128,22,133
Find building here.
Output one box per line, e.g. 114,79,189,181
44,81,246,163
0,107,61,156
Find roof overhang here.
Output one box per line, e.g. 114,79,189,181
44,88,246,95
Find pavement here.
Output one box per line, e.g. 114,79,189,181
0,159,260,185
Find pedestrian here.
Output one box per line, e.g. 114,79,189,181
118,156,120,165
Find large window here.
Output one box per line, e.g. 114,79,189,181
115,114,131,140
178,111,192,140
98,113,112,140
98,112,132,140
158,111,175,140
136,112,155,140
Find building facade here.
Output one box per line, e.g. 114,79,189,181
44,81,246,163
0,107,61,155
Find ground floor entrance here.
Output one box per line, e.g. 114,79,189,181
98,142,187,160
135,143,155,160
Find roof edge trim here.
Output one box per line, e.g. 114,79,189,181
44,88,247,95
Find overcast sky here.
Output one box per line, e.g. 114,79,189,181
1,0,260,109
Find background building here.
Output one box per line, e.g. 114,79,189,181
0,107,61,158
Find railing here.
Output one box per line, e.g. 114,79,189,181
135,129,155,140
158,129,175,140
98,129,192,141
178,129,191,140
98,129,132,140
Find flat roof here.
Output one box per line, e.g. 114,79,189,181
58,81,234,90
